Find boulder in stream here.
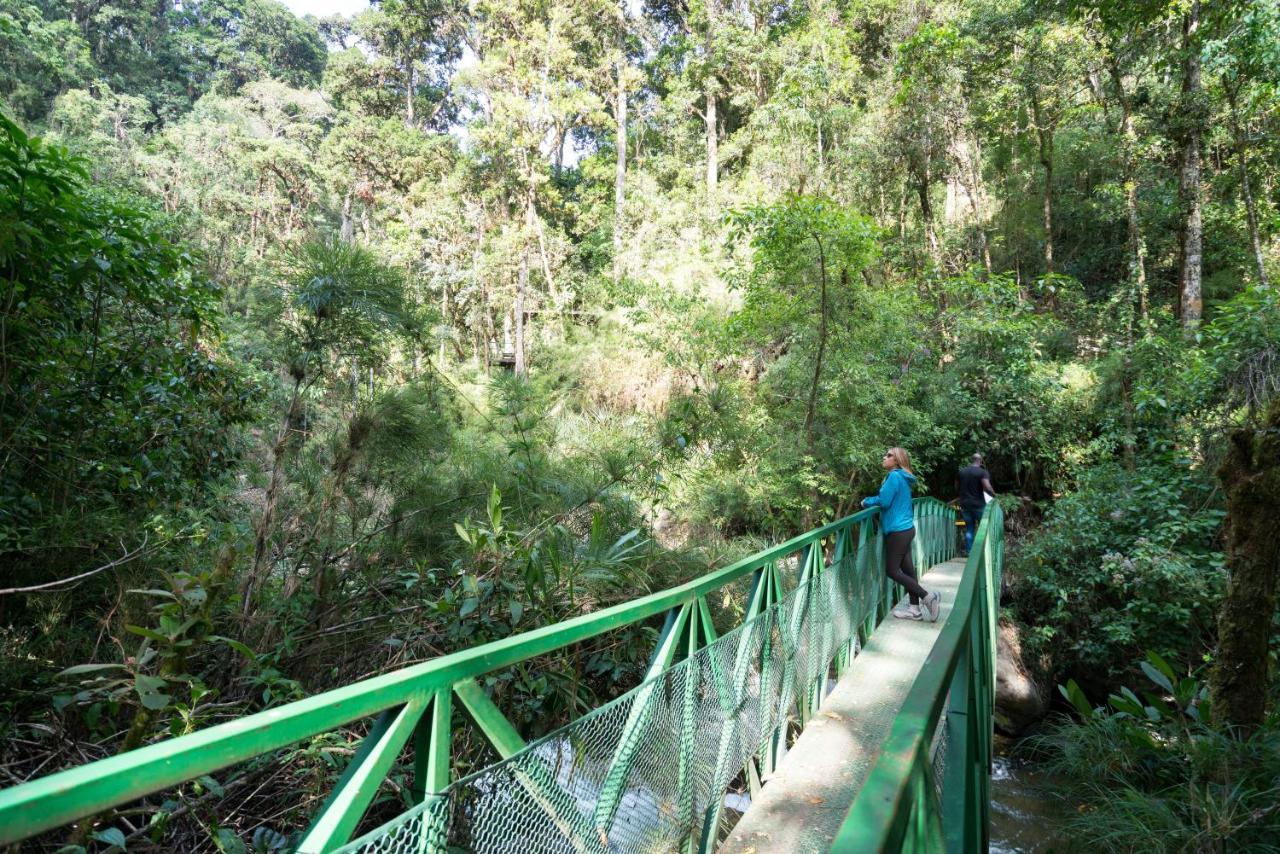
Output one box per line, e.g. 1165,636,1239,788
995,620,1048,735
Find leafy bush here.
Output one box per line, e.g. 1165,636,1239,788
1028,656,1280,853
935,271,1093,499
0,115,256,557
1012,456,1225,690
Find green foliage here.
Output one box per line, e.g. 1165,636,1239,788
1028,657,1280,852
0,0,326,123
727,193,879,313
282,238,409,373
938,270,1091,495
175,0,327,95
1207,284,1280,414
0,114,254,560
3,0,1280,844
0,3,95,120
1013,457,1226,688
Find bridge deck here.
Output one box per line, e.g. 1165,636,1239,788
720,557,967,853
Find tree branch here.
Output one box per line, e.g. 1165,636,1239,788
0,535,152,595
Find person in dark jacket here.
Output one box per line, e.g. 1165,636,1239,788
956,453,996,555
862,447,941,622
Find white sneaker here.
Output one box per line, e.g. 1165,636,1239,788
922,592,941,622
892,604,923,620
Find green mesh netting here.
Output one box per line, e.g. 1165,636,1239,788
339,515,955,854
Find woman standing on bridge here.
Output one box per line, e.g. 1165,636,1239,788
862,447,941,622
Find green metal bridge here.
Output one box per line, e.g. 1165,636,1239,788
0,498,1003,853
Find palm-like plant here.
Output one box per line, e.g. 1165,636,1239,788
243,238,409,617
289,239,407,373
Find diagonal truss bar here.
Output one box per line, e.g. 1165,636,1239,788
592,601,694,836
453,678,525,759
675,603,703,844
298,700,426,853
454,677,599,853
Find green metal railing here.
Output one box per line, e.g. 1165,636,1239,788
831,499,1004,853
0,498,969,853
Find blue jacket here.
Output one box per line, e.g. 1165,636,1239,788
862,468,917,533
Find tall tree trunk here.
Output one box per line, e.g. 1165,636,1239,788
1119,356,1137,469
515,188,534,376
955,131,992,275
535,218,556,293
1124,168,1147,322
439,282,449,364
1030,88,1055,275
815,120,824,188
306,424,363,609
552,124,566,177
613,57,627,285
704,90,717,201
704,0,718,203
514,256,524,376
470,219,484,364
1178,0,1204,329
1227,86,1269,288
897,184,907,241
243,370,305,617
405,59,416,127
1108,61,1148,325
340,192,354,243
804,237,829,457
483,279,495,374
1211,399,1280,735
915,168,939,264
801,242,831,530
1086,66,1111,124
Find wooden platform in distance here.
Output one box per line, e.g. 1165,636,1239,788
719,557,968,854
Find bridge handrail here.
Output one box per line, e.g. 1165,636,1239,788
0,497,956,850
830,498,1003,852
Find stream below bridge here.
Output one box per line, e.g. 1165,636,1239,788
990,735,1071,853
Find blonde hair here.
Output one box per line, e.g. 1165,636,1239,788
887,446,914,474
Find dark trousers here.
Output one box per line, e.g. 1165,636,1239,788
961,507,983,554
884,527,927,605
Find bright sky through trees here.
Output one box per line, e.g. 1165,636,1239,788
281,0,369,16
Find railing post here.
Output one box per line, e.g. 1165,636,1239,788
677,602,704,854
861,517,884,646
942,617,978,853
411,689,453,854
833,522,861,679
911,509,927,577
906,752,945,850
797,540,826,726
757,562,787,778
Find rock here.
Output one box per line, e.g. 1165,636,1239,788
995,620,1048,735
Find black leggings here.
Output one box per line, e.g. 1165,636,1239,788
884,528,927,605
